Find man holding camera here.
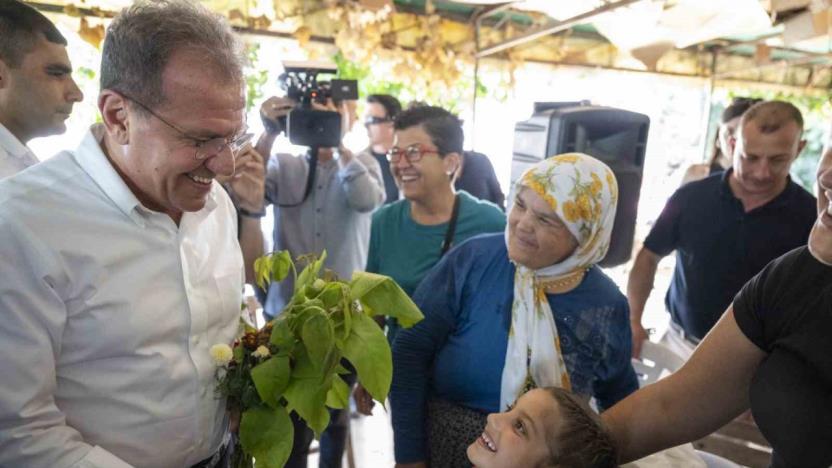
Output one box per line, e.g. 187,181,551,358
257,92,385,468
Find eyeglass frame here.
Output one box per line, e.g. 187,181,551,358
386,143,443,164
120,92,253,161
364,116,393,127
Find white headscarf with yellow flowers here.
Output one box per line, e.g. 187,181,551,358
499,153,618,410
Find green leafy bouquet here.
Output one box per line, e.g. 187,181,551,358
209,251,423,468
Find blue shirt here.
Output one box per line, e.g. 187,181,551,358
390,233,637,463
644,169,816,339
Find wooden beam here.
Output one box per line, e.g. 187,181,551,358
476,0,646,58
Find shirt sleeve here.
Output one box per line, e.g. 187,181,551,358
337,152,385,213
732,248,802,352
642,188,686,257
592,296,639,410
0,213,132,468
390,254,461,464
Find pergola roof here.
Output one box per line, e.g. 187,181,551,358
25,0,832,89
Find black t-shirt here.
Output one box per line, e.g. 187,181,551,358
371,150,399,205
734,247,832,467
454,151,505,210
644,170,816,339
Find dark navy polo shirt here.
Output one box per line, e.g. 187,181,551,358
643,169,816,340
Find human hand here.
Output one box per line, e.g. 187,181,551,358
228,144,266,213
630,320,649,359
310,98,352,148
260,96,294,135
353,383,375,416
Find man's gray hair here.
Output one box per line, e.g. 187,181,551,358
100,0,245,110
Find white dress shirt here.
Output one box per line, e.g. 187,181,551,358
0,125,243,468
0,121,39,179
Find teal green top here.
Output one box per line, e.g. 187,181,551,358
366,191,506,341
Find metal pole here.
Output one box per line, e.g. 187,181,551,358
475,0,645,58
702,50,718,161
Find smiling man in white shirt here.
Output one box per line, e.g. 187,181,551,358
0,1,250,467
0,0,83,179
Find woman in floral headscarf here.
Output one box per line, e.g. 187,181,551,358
390,154,638,468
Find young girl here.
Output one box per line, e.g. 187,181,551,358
467,387,618,468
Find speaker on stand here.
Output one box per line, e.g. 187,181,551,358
511,102,650,267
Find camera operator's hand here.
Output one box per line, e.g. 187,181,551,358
260,96,294,136
310,98,355,165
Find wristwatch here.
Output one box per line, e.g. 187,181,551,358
239,206,266,218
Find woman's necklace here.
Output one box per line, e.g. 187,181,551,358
536,268,589,294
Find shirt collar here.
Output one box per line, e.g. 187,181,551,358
74,124,146,225
719,167,796,208
74,124,220,227
0,122,35,161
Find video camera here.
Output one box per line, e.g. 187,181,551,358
278,61,359,148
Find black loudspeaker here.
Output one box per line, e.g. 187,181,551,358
511,103,650,267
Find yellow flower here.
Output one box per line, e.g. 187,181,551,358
252,345,271,359
543,193,558,212
590,173,603,196
606,171,617,197
563,200,580,223
210,343,233,367
553,154,579,164
577,195,592,220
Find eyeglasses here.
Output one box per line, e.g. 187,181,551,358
364,116,393,127
122,93,253,161
386,144,442,164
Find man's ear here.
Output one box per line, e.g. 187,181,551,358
727,136,737,159
98,90,131,145
0,59,10,91
797,139,808,158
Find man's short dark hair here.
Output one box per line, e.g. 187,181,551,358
394,105,463,156
100,0,244,111
545,387,618,468
740,100,804,136
367,94,401,120
0,0,67,68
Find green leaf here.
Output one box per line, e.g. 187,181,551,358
240,405,293,468
251,355,291,409
350,271,424,328
325,374,350,409
318,282,346,310
269,316,295,354
254,256,272,291
295,251,327,293
233,345,245,364
271,250,292,283
341,311,392,403
301,309,335,370
282,348,331,436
